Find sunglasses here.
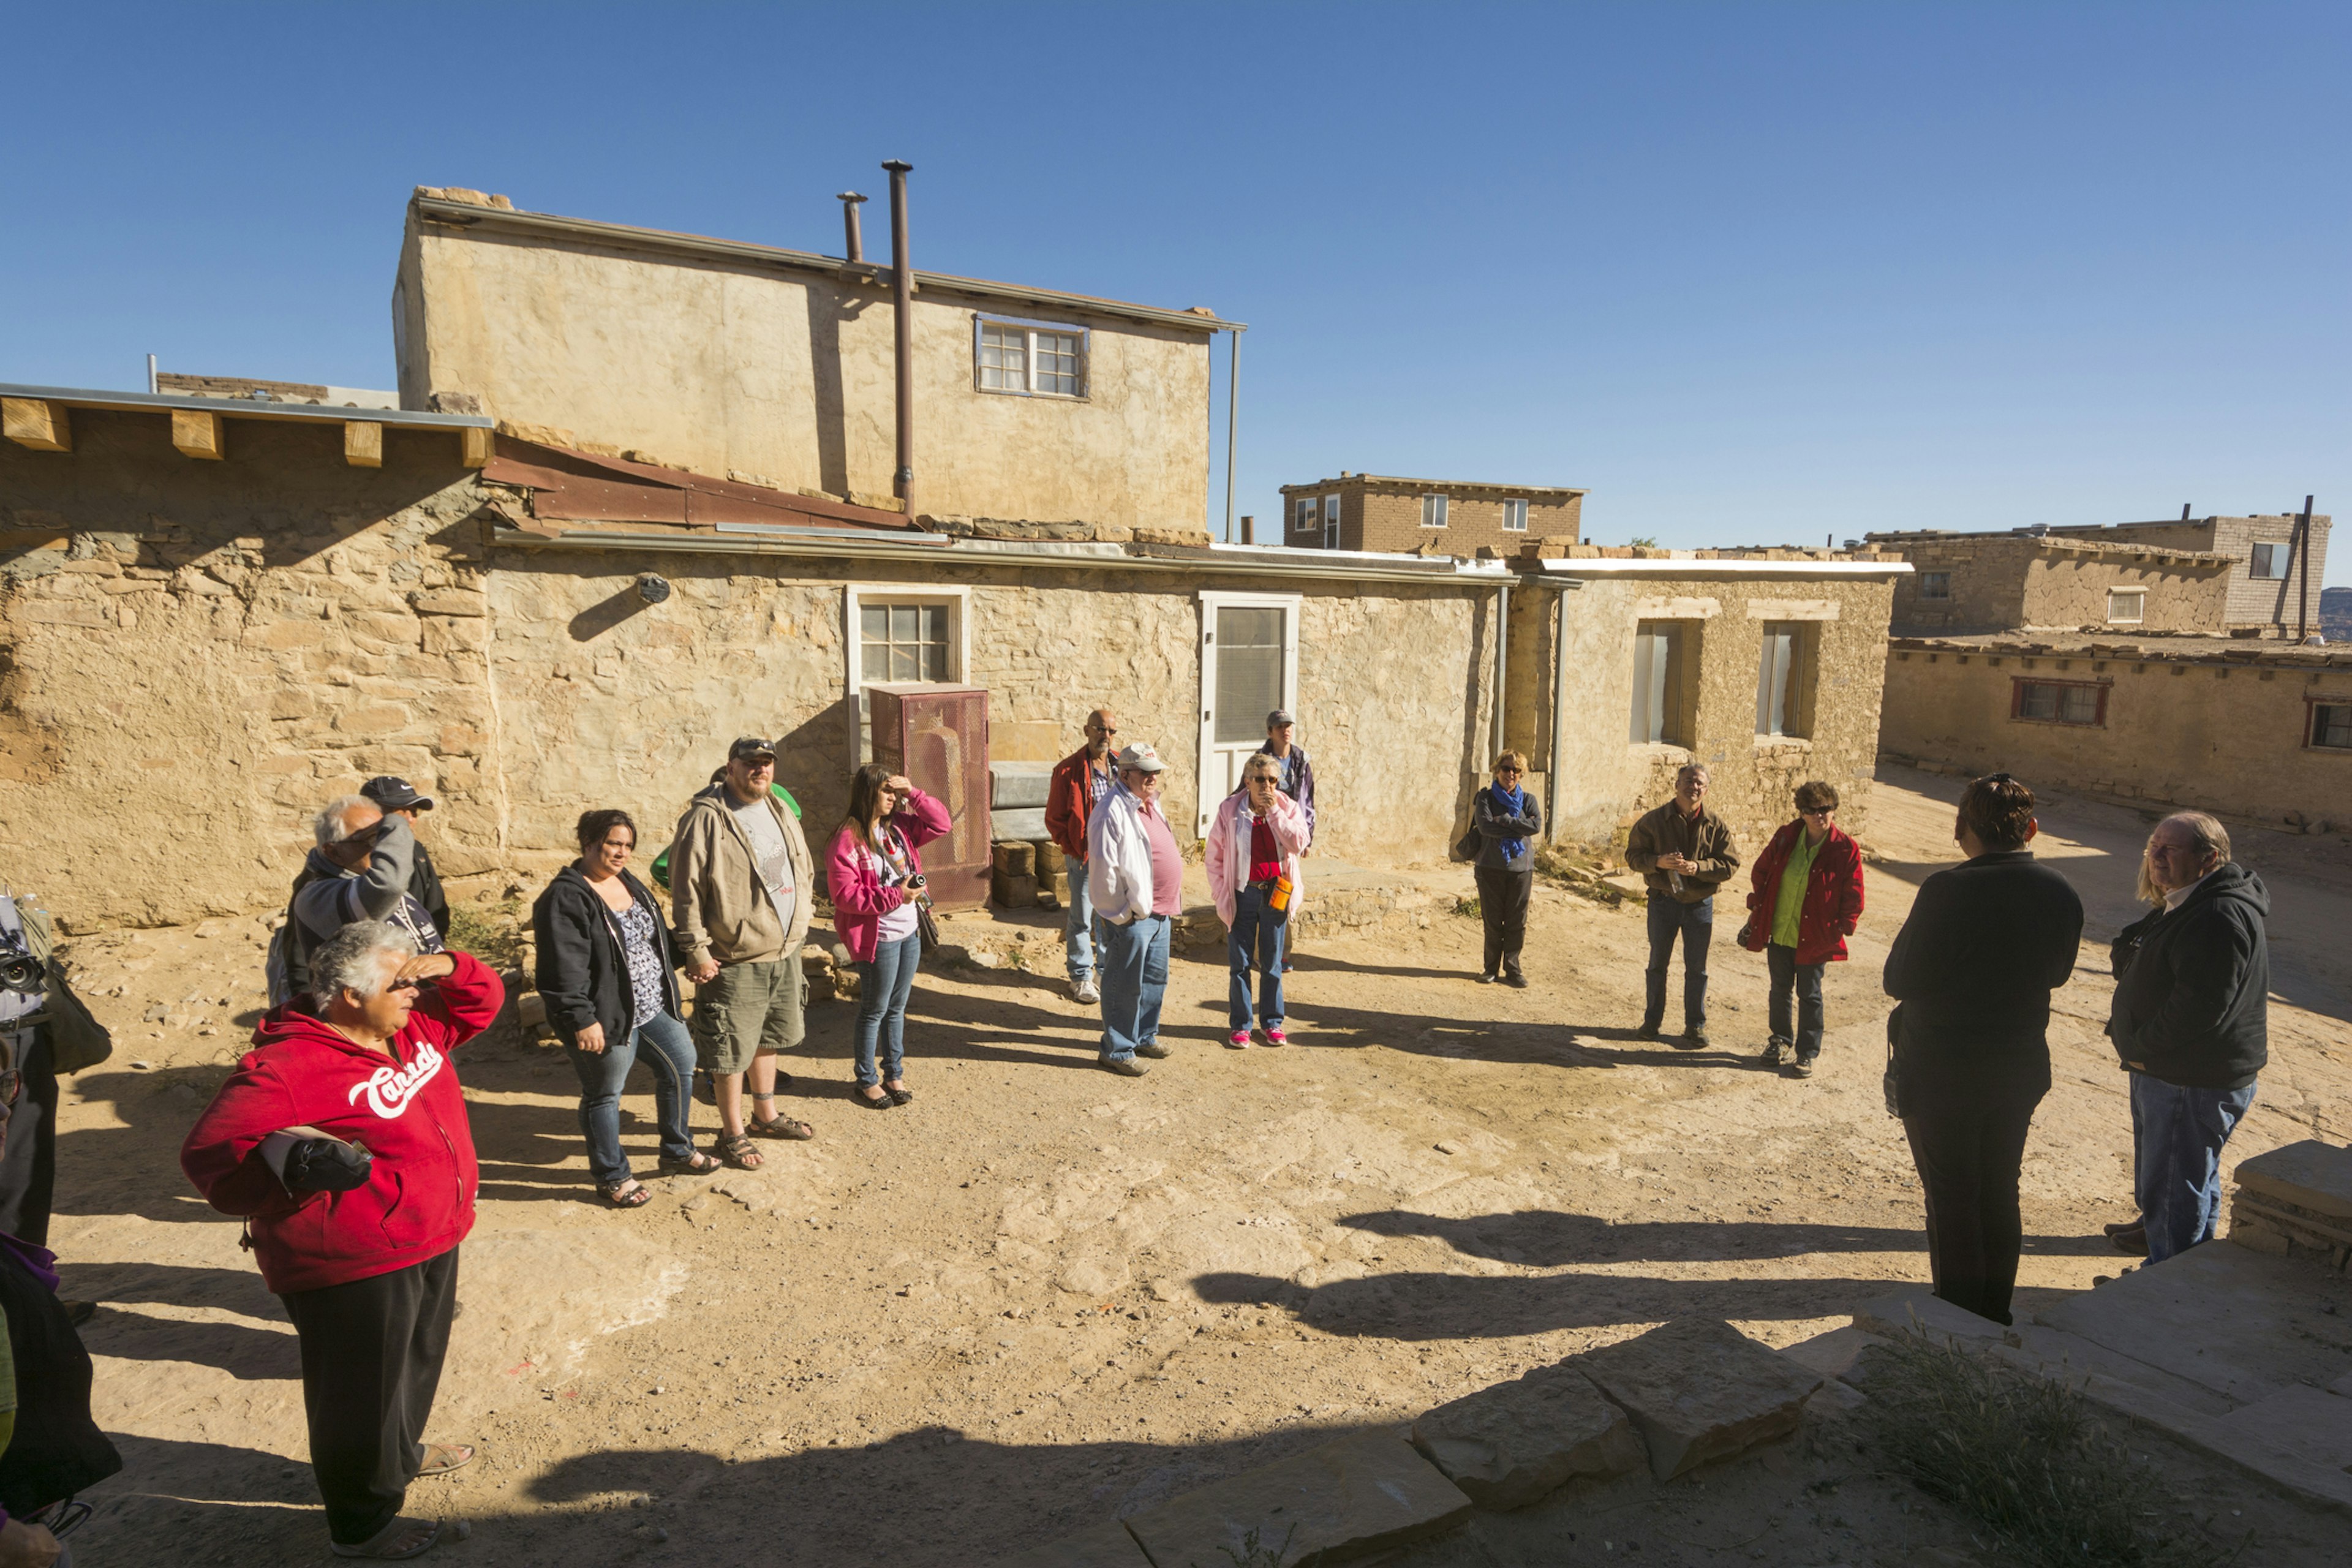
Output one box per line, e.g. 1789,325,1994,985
1087,723,1119,734
1800,806,1834,817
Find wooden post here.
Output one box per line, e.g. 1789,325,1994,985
170,409,225,460
459,426,494,468
0,398,70,452
343,421,384,468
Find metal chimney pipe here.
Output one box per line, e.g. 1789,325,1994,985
2180,503,2192,521
1240,514,1255,546
837,192,867,263
2295,493,2313,642
883,160,915,514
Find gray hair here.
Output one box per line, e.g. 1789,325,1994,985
1242,754,1283,783
2158,812,2231,867
1675,764,1711,786
313,794,380,848
310,921,418,1002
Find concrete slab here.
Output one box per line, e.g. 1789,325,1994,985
2032,1243,2352,1406
1781,1324,1888,1385
1852,1289,2007,1350
2209,1384,2352,1474
1573,1318,1823,1481
1410,1361,1645,1510
986,1518,1152,1568
2233,1140,2352,1222
1994,1324,2238,1419
1121,1428,1472,1567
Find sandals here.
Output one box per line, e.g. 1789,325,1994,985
602,1181,652,1209
333,1516,443,1559
417,1442,475,1477
655,1151,723,1177
747,1112,816,1140
711,1133,764,1170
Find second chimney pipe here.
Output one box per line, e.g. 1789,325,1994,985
837,192,867,263
883,160,914,515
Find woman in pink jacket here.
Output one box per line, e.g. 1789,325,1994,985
1207,755,1308,1047
824,766,952,1109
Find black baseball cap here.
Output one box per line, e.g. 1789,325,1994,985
360,776,435,813
728,736,778,762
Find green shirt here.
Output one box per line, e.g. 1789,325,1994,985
1771,829,1825,948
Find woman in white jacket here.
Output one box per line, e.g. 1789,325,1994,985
1206,756,1308,1047
1086,744,1182,1075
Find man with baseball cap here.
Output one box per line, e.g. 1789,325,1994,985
671,737,818,1164
360,777,452,941
1087,742,1182,1075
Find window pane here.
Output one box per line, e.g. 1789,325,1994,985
1755,625,1795,736
2108,590,2144,622
2060,685,2100,724
1921,572,1950,600
2316,705,2352,748
861,605,889,641
978,323,1026,391
1033,330,1080,394
1630,626,1672,744
1214,606,1285,744
889,605,916,643
2021,683,2057,720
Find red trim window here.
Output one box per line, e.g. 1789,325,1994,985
2011,677,2108,726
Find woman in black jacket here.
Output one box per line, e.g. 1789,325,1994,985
1470,751,1544,987
1882,774,2084,1326
532,810,717,1207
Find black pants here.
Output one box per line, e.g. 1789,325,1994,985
1902,1093,2041,1326
0,1030,58,1248
1644,896,1713,1030
279,1248,459,1546
1474,865,1533,978
1766,944,1825,1060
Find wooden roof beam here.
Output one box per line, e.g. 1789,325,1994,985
344,421,383,468
172,408,225,460
1,397,71,452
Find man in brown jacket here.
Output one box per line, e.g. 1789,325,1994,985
1625,764,1740,1046
1045,709,1118,1005
672,736,818,1163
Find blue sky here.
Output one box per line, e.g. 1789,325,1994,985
4,2,2345,584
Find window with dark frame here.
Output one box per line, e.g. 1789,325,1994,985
2310,703,2352,750
1322,495,1341,549
2012,678,2106,726
2251,542,2292,580
1920,571,1951,600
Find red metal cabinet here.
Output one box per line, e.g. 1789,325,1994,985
867,683,990,910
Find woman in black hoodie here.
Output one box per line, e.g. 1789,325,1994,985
1883,774,2084,1326
533,810,718,1207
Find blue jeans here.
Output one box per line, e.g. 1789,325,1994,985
565,1009,697,1187
1099,914,1170,1062
1065,854,1098,982
854,933,922,1087
2132,1071,2258,1264
1228,883,1287,1032
1767,943,1825,1059
1645,895,1713,1030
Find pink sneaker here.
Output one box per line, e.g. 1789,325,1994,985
1227,1030,1253,1049
1263,1028,1288,1047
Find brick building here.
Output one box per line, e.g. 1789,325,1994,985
1276,473,1584,556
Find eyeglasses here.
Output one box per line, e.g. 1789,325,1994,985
1087,723,1118,734
1496,768,1523,777
1799,807,1834,818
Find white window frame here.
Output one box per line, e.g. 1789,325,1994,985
843,585,972,762
2106,588,2147,625
1919,571,1952,600
1291,497,1319,534
1195,589,1302,837
1421,494,1449,529
1501,498,1528,532
1323,495,1341,549
2250,542,2291,580
972,312,1090,399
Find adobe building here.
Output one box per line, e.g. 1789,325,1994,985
1276,473,1584,556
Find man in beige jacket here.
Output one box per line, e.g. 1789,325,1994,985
672,736,818,1164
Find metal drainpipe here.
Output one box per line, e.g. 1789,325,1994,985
1547,585,1569,841
837,192,867,263
2295,494,2313,642
1224,330,1240,541
1491,581,1509,764
883,160,914,516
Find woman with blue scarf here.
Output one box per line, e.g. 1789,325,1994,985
1471,750,1544,986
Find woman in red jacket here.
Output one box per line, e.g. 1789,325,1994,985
182,920,505,1561
1740,780,1865,1079
824,766,952,1110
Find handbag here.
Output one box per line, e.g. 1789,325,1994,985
916,903,941,956
1453,825,1482,862
1882,1003,1904,1119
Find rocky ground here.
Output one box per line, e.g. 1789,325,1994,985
40,767,2352,1566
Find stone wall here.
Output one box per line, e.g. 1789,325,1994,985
1515,573,1896,856
1880,533,2229,636
396,203,1215,533
2064,515,2334,630
1880,640,2352,834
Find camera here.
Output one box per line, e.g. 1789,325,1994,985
906,872,927,890
0,943,40,998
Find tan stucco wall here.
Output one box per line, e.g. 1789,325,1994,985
2018,553,2228,633
1879,644,2352,831
3,421,1495,927
396,217,1213,531
1513,574,1896,854
1882,533,2228,636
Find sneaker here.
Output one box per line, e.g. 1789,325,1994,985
1136,1039,1172,1059
1760,1036,1790,1066
1099,1056,1150,1077
1684,1027,1711,1049
1262,1028,1287,1047
1476,972,1498,984
1788,1055,1815,1079
1074,978,1101,1005
1637,1022,1662,1041
1227,1030,1253,1049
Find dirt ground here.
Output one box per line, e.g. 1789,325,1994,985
42,766,2352,1566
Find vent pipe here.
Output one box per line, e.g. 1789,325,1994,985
883,160,914,516
837,191,867,263
2295,494,2313,643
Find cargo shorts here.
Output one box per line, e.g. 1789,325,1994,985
690,952,805,1076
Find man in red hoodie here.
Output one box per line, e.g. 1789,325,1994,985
183,920,504,1561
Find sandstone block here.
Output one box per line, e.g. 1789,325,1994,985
1778,1324,1888,1385
992,841,1036,876
992,870,1038,908
334,704,412,739
17,602,110,628
252,619,327,650
1572,1318,1822,1480
254,753,314,777
421,617,489,654
1853,1289,2007,1350
409,587,488,617
2231,1139,2352,1222
984,1517,1150,1568
1035,840,1068,872
1410,1360,1645,1509
1123,1428,1470,1567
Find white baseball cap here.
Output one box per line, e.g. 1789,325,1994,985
1114,742,1167,774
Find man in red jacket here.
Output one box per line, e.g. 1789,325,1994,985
1045,708,1119,1005
183,920,504,1561
1740,780,1865,1079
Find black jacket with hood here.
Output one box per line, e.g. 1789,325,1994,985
2106,862,2269,1091
532,866,685,1047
